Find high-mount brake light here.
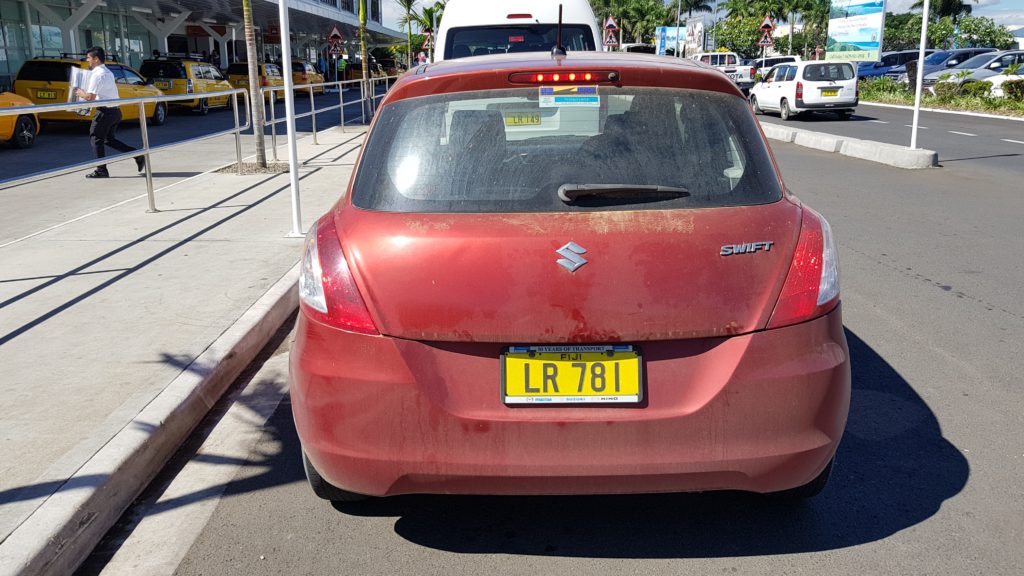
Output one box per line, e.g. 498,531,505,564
509,71,619,84
767,208,840,329
298,216,379,335
507,13,532,19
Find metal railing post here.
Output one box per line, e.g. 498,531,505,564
268,89,279,161
360,80,367,124
231,92,242,175
339,81,346,133
138,101,157,212
309,85,318,145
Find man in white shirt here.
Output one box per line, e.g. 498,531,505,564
73,46,145,178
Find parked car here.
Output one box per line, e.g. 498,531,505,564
225,62,285,102
922,50,1024,88
291,60,325,94
291,51,851,503
620,43,657,54
0,91,39,149
885,48,997,83
857,49,935,78
139,57,233,115
691,52,756,91
749,60,858,120
436,0,600,61
13,56,167,125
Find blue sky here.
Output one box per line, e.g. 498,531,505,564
382,1,1024,33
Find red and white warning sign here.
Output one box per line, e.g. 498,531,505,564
603,30,619,47
757,31,774,46
604,16,619,31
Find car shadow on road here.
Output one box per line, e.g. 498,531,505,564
329,327,969,558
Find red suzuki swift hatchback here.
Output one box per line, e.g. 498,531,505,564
291,50,851,502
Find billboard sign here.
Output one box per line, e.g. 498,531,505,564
825,0,887,62
655,17,704,56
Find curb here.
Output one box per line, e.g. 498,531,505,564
0,264,301,576
760,122,938,169
860,101,1024,122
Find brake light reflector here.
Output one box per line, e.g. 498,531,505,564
767,208,840,329
186,78,194,94
796,81,804,99
507,13,532,19
510,71,619,83
299,216,379,335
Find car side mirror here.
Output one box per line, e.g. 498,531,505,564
874,62,884,68
989,62,1002,69
946,60,958,67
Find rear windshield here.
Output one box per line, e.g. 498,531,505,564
264,64,282,77
140,61,187,79
445,25,595,59
802,63,855,81
352,87,781,213
292,62,305,72
16,61,73,82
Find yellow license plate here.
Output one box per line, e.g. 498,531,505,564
37,90,57,99
503,345,642,404
154,81,170,89
821,89,839,97
504,112,541,126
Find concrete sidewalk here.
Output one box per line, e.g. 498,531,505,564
0,126,366,575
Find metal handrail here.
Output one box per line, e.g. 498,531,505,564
259,75,399,161
0,89,251,212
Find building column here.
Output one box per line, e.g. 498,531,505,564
21,1,36,57
130,11,191,54
197,22,236,69
25,0,102,53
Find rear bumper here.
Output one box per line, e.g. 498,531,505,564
291,307,851,497
795,98,858,111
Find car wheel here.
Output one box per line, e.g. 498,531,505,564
780,98,794,121
10,115,37,149
150,102,167,126
837,110,852,120
195,98,209,115
302,450,368,502
769,457,834,500
749,95,763,115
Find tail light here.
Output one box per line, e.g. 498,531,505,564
795,81,804,100
186,78,194,94
509,70,619,83
260,76,269,87
767,208,840,329
301,73,308,81
299,216,378,335
749,67,755,77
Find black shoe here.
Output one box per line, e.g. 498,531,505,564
135,156,146,173
86,170,109,179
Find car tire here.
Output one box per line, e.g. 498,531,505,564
302,450,369,502
150,102,167,126
195,98,209,115
769,456,834,500
780,99,794,121
749,95,763,115
10,115,37,149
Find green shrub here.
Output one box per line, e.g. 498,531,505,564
1004,79,1024,102
960,81,991,98
933,82,960,100
857,76,909,100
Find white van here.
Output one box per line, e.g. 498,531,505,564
435,0,601,62
748,61,859,120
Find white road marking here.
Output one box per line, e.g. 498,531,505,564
1001,139,1024,145
905,125,928,129
868,120,889,124
949,131,977,137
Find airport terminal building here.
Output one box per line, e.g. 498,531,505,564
0,0,403,90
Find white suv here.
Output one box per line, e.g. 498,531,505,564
691,52,756,91
748,61,858,120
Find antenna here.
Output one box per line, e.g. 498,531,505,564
551,4,566,58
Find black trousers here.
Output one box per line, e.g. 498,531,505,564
89,107,136,172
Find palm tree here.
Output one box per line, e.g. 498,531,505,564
799,0,831,58
912,0,978,23
241,0,266,167
414,2,446,61
394,0,418,68
359,0,369,118
777,0,809,55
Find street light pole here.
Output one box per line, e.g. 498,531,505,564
910,0,930,150
278,0,303,237
676,1,682,58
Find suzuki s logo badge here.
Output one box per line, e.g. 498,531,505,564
720,241,774,256
556,242,588,272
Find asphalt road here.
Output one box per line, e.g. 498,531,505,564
79,142,1024,575
757,102,1024,172
0,87,380,182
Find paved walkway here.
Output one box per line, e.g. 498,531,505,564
0,126,366,575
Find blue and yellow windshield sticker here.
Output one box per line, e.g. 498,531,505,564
539,85,600,108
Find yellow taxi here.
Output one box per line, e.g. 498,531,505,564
226,62,285,103
139,57,233,115
0,91,39,149
14,56,167,125
291,60,325,94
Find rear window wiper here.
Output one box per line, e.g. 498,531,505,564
558,184,690,203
